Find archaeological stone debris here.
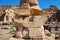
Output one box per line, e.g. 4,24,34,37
11,0,55,40
0,0,60,40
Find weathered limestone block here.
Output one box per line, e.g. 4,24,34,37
29,16,48,28
13,16,47,39
20,0,38,6
14,16,47,28
14,3,30,16
14,8,30,16
29,26,45,38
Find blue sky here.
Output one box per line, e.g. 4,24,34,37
0,0,60,9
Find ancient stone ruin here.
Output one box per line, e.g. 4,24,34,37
9,0,55,40
0,0,58,40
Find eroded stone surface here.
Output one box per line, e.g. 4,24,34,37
29,16,47,27
29,26,45,38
